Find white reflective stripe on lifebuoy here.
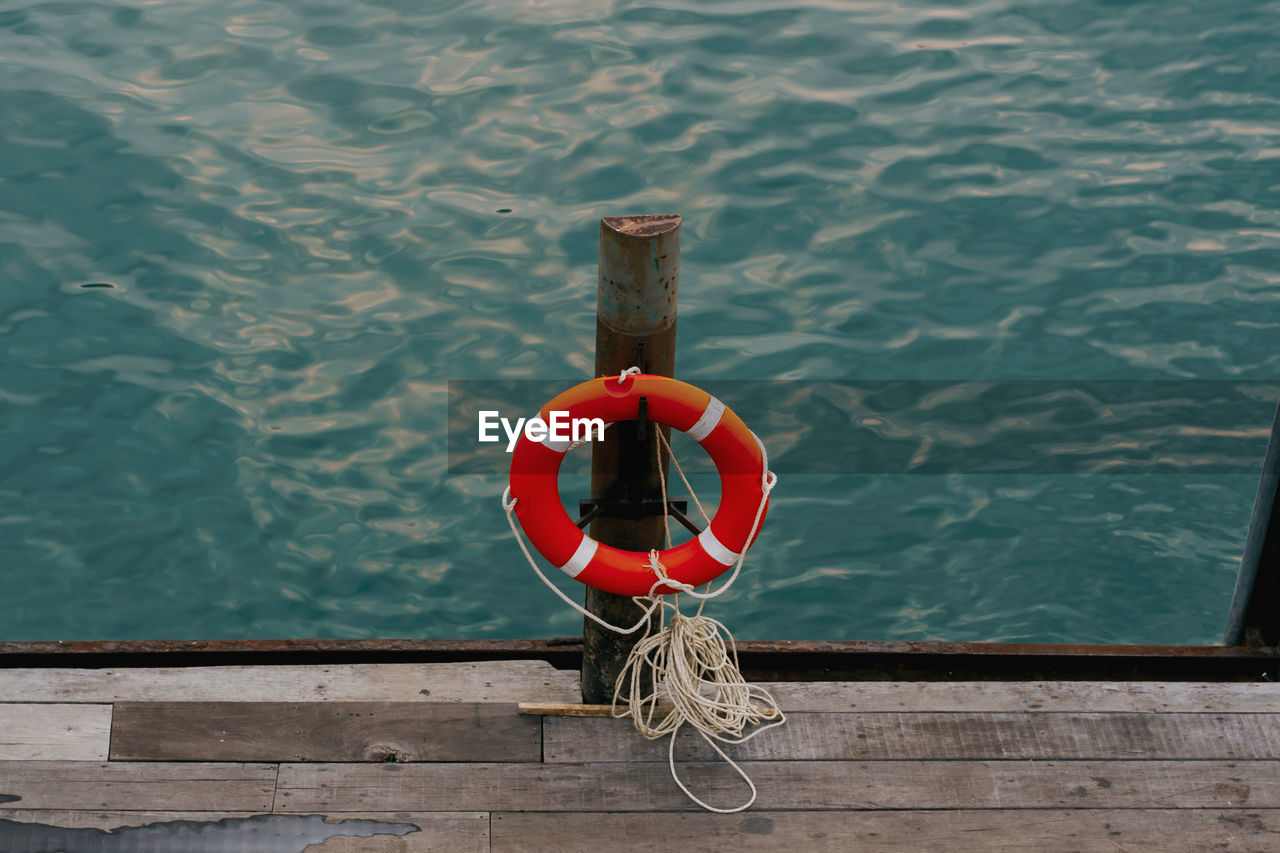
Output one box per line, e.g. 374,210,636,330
685,396,725,443
559,535,598,578
540,434,572,453
697,526,739,566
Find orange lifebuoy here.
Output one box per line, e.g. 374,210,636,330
508,372,770,596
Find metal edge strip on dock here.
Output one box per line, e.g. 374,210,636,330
1,638,1275,681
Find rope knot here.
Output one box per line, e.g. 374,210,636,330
617,365,641,384
645,550,697,595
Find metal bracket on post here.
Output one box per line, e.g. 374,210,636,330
575,393,701,536
576,498,700,535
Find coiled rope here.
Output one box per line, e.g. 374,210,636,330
501,372,783,813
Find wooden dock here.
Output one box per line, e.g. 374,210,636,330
2,660,1280,851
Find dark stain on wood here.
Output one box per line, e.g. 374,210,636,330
110,701,539,762
0,815,418,852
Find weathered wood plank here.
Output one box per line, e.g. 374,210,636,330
5,667,1270,711
0,762,275,811
0,661,577,703
491,809,1280,852
0,810,487,852
759,680,1280,713
0,704,110,761
276,759,1278,812
110,701,538,762
545,712,1280,762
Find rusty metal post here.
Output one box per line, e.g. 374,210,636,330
580,214,681,703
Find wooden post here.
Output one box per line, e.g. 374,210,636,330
1223,399,1280,647
581,214,681,703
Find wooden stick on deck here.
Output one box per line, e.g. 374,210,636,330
581,214,681,703
519,702,649,717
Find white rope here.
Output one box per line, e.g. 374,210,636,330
613,564,786,813
501,367,783,812
566,419,614,452
656,425,711,542
652,426,776,604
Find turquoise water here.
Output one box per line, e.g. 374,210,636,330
2,0,1278,644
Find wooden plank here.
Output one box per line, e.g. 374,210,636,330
5,667,1272,711
0,704,110,760
0,661,577,703
759,680,1280,713
110,701,539,762
0,762,275,810
276,759,1280,812
0,810,487,852
545,712,1280,762
517,682,1280,715
491,809,1280,852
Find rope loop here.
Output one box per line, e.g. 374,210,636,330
612,598,786,813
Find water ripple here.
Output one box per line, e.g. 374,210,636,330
1,0,1275,643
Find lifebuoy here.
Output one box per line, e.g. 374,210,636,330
508,372,770,596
